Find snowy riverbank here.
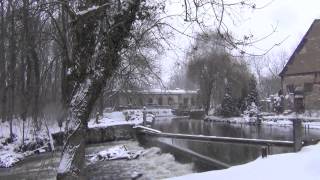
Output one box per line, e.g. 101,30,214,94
0,109,171,168
0,118,56,168
168,142,320,180
205,111,320,129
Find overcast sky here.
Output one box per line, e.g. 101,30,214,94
160,0,320,83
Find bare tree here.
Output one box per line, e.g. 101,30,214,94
249,50,288,98
0,0,6,123
7,0,17,140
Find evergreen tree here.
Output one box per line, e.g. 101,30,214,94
246,75,259,107
238,87,249,113
221,83,239,117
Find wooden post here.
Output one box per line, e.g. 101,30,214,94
261,147,268,158
293,118,302,152
143,106,146,126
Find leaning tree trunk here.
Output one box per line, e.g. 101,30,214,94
57,1,141,179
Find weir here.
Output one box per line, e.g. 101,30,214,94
135,125,294,147
135,117,319,168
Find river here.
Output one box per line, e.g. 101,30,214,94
149,117,320,170
1,117,320,179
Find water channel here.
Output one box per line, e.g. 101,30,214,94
148,117,320,170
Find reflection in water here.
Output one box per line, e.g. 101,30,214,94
151,117,320,168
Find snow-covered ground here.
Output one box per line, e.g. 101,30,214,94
0,118,58,168
88,109,174,128
88,110,143,128
168,142,320,180
88,110,154,128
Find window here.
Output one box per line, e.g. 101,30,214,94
148,98,153,104
139,98,143,106
183,98,189,105
191,98,195,106
286,84,294,93
304,83,313,93
158,97,163,105
168,97,173,105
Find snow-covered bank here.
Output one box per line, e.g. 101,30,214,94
0,118,56,168
206,113,320,129
88,109,175,128
0,134,51,168
88,110,143,128
168,142,320,180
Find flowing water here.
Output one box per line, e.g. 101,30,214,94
0,140,194,180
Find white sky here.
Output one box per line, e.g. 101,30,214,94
160,0,320,83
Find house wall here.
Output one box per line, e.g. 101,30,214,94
282,73,320,110
113,93,198,109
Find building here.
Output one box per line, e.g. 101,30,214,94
279,19,320,110
107,89,199,109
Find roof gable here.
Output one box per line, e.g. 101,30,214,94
280,19,320,76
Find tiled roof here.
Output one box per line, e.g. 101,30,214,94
280,19,320,76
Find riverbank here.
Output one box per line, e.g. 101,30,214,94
0,110,145,168
168,142,320,180
205,111,320,129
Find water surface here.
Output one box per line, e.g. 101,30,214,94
150,117,320,168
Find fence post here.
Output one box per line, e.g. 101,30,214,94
293,118,302,152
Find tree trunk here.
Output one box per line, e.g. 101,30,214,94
99,92,104,116
57,1,141,179
7,0,16,139
0,0,6,123
57,75,105,179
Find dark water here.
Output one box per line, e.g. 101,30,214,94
150,117,320,168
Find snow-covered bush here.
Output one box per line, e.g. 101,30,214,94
273,94,284,114
87,145,143,163
244,102,259,117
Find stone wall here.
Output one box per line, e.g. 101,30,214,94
115,93,199,109
52,124,136,146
